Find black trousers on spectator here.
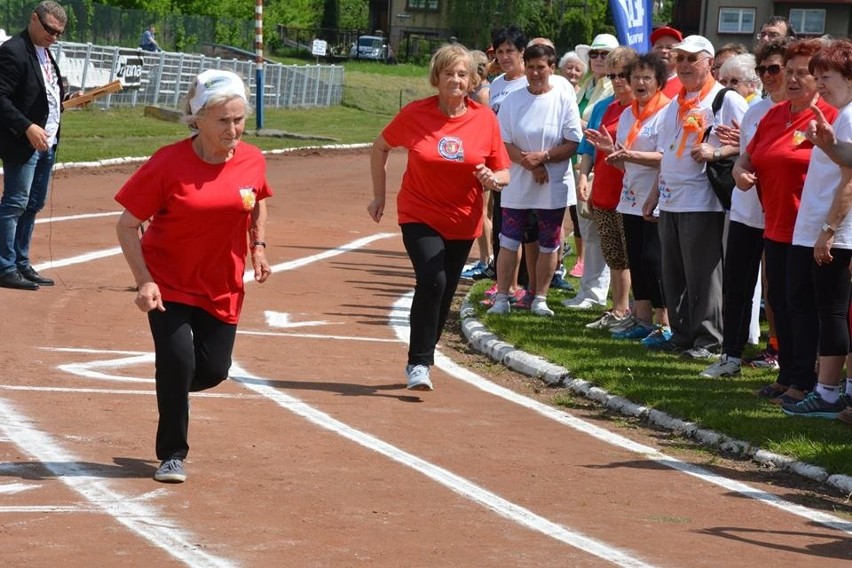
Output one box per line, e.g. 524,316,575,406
722,221,764,358
148,302,236,461
491,190,533,287
765,241,817,390
811,246,852,356
401,222,473,367
622,213,664,308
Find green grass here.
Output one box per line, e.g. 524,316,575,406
469,256,852,478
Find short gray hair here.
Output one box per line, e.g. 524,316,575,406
720,53,761,90
34,1,67,24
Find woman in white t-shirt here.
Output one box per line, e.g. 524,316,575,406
783,39,852,419
488,43,583,317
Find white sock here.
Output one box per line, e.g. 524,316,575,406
845,378,852,396
724,355,742,364
815,383,840,403
534,295,547,303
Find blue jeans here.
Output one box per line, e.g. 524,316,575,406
0,147,55,275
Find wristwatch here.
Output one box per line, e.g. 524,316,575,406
821,222,836,234
713,149,722,161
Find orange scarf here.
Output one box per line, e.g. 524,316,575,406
625,91,670,149
675,76,716,157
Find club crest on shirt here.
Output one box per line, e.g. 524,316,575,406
239,187,256,210
438,136,464,161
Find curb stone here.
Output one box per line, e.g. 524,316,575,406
460,296,852,497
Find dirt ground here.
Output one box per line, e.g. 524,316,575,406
0,147,850,567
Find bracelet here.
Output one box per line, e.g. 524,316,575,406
544,150,551,163
251,240,266,249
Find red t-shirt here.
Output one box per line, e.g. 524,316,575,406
382,96,510,240
590,99,629,210
115,139,273,323
747,98,837,243
661,74,682,100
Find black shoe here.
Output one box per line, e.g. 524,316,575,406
0,270,39,290
19,266,54,286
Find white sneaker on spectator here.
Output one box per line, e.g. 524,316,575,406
530,296,554,317
487,295,511,314
699,355,742,378
563,296,597,310
586,311,629,330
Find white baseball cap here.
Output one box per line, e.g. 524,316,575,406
189,70,247,115
672,35,715,57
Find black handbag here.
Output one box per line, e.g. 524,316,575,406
702,88,737,210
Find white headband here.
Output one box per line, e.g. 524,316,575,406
189,70,247,115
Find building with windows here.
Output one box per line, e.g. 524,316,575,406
672,1,851,46
366,0,451,59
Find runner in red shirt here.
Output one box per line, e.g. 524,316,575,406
369,44,510,391
115,70,273,484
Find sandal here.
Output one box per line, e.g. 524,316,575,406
754,383,786,399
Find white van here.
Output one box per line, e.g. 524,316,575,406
349,35,387,61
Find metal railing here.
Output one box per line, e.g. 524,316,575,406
51,41,344,110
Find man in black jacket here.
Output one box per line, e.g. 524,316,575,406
0,1,66,290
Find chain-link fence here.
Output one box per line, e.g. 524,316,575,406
53,40,344,110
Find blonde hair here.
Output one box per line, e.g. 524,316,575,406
605,46,638,70
429,44,481,91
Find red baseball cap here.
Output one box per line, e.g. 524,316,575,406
651,26,683,45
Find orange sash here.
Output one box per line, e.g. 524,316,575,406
675,76,715,157
625,91,670,149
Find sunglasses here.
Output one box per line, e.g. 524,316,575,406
37,14,63,38
588,50,608,59
719,77,741,87
674,53,706,64
606,72,628,81
755,64,783,76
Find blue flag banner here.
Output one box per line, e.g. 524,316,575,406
609,0,654,52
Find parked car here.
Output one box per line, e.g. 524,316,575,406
349,35,387,61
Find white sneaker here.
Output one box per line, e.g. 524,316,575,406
563,297,596,310
586,311,629,330
405,364,433,391
487,296,511,314
699,355,742,378
530,297,554,317
608,314,637,334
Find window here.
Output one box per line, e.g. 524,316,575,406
407,0,439,11
717,7,756,34
789,9,825,35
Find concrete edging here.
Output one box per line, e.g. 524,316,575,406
459,297,852,496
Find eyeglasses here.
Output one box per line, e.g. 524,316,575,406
755,64,783,76
674,53,707,64
587,50,607,59
37,14,63,38
606,72,628,81
719,77,741,87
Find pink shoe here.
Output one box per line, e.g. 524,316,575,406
484,283,499,298
514,292,534,310
569,259,584,278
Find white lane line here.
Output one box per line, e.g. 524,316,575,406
0,398,235,568
36,211,122,224
229,364,656,568
33,247,121,271
0,505,93,513
0,385,264,399
387,294,852,535
237,330,404,343
0,482,37,495
243,232,397,281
